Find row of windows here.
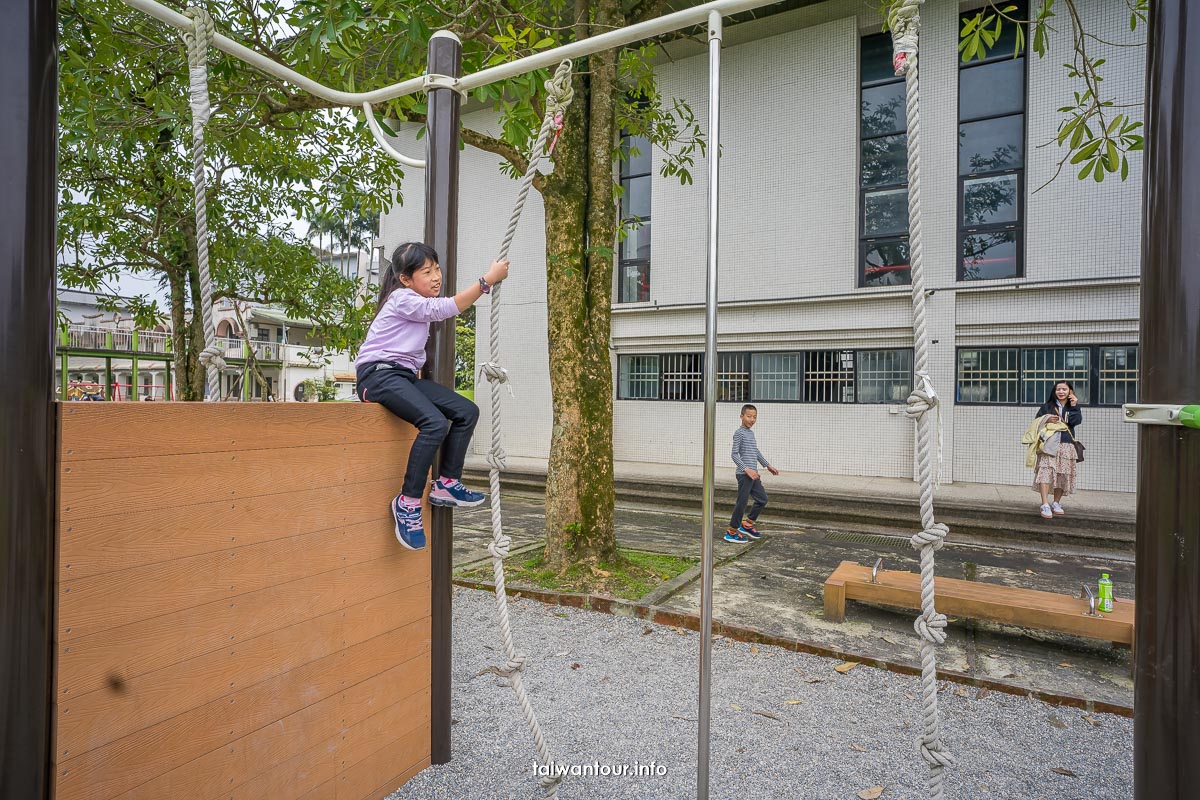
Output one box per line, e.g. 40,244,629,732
618,349,914,403
617,344,1139,406
957,345,1138,406
858,3,1029,288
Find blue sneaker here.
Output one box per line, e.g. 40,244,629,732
723,529,750,543
429,477,486,508
738,525,760,540
391,495,426,550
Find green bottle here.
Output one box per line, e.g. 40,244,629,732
1098,573,1114,613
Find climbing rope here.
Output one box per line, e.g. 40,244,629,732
478,58,575,799
887,1,955,798
183,6,226,401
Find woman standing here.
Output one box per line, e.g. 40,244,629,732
1033,380,1083,518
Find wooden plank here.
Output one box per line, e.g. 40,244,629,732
60,403,414,462
121,653,430,800
823,574,846,623
830,561,1135,643
331,689,431,781
58,551,428,699
59,478,404,582
297,779,338,800
335,726,428,800
358,758,431,800
59,516,407,641
55,618,431,800
228,688,430,800
58,582,429,760
60,440,407,520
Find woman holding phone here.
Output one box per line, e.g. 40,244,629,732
1032,380,1083,518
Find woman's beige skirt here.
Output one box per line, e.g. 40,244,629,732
1033,442,1078,495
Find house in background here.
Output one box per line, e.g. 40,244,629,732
379,0,1142,492
55,242,386,401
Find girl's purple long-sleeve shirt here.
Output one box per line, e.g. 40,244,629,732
356,288,459,373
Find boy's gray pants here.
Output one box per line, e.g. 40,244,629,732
730,472,768,529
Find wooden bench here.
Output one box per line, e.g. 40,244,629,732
823,560,1135,646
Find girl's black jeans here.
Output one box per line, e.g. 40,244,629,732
356,362,480,499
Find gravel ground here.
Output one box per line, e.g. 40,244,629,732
389,587,1133,800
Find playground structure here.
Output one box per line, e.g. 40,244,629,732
53,403,429,800
1,1,1198,800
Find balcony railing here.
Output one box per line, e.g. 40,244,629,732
62,325,331,367
63,325,170,354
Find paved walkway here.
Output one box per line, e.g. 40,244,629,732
451,495,1135,711
466,454,1137,520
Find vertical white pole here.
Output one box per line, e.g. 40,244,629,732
697,10,722,800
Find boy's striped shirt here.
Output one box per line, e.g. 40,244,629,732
731,426,769,474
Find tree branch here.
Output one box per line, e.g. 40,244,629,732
400,109,545,189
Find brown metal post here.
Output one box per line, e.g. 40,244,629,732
1135,1,1200,797
423,29,462,766
0,0,58,796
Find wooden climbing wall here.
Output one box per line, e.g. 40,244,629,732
54,403,431,800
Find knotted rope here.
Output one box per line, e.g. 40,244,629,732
888,1,955,796
183,7,225,400
479,58,575,799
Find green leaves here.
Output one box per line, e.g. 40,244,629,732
952,1,1144,188
958,4,1019,62
58,0,405,368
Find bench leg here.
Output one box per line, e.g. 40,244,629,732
824,579,846,622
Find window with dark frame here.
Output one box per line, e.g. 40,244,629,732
1099,346,1138,405
616,349,915,404
956,345,1139,406
618,131,652,303
958,2,1027,281
859,33,911,287
857,349,914,403
661,353,704,401
617,354,660,399
717,352,750,402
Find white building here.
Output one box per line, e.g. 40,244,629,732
380,0,1143,493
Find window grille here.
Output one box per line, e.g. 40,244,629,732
804,350,856,403
751,352,800,402
857,349,913,403
957,348,1019,403
1100,346,1138,405
661,353,704,401
717,352,750,402
1021,347,1090,405
618,355,660,399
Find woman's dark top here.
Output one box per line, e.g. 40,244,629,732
1035,400,1082,445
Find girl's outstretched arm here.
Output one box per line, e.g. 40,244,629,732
452,259,510,312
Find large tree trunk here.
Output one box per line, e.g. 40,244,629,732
166,266,195,400
541,0,620,568
186,257,207,400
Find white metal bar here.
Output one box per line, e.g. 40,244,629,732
697,10,722,800
361,103,426,168
119,0,782,105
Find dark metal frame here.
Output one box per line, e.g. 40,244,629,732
422,32,462,767
953,343,1139,408
616,347,915,404
1,0,58,795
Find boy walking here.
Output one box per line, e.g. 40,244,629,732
726,404,779,543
